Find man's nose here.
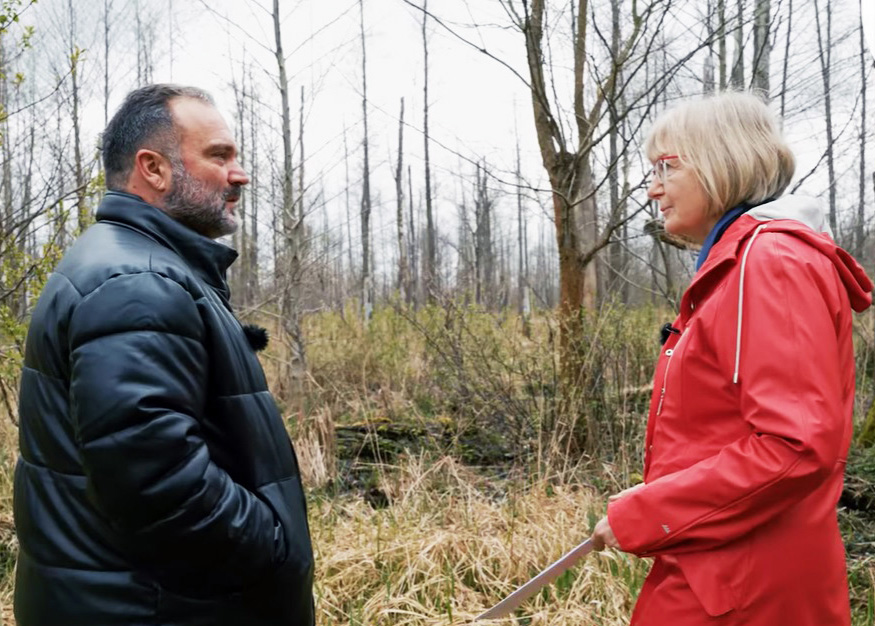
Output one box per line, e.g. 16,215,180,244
229,160,250,186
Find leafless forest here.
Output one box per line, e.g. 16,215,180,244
0,0,872,624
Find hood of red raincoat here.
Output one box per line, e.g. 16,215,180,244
742,195,872,312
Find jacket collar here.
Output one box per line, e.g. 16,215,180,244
695,203,753,270
95,191,238,297
679,214,762,324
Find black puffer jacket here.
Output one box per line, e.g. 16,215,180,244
14,191,315,626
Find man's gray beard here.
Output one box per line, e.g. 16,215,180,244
163,160,238,239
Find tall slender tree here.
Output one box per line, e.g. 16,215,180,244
731,0,745,88
857,22,868,260
248,66,259,301
813,0,837,233
393,97,410,303
359,0,373,321
272,0,306,392
473,161,494,308
515,136,531,334
718,0,727,89
407,163,418,307
422,0,436,303
751,0,770,95
779,0,792,119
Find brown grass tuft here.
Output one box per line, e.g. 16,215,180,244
311,455,647,625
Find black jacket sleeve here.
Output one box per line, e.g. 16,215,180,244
68,271,285,591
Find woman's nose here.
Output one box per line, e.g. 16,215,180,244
647,176,663,200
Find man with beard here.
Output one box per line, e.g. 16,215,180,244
13,84,315,626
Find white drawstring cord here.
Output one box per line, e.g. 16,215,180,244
734,224,768,384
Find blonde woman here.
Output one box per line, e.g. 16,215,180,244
591,92,872,626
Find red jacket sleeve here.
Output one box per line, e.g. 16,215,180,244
608,232,851,555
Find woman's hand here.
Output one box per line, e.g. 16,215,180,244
591,483,645,551
591,516,619,551
609,482,645,502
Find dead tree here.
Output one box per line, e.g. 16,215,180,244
473,161,494,308
718,0,727,89
751,0,770,96
731,0,745,88
856,22,868,261
516,135,531,334
359,0,373,322
230,70,249,306
393,97,410,304
272,0,307,395
422,0,437,303
813,0,837,233
407,164,418,307
102,0,112,127
66,0,88,232
779,0,792,119
248,66,259,302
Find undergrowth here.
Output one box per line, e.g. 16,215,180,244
0,304,872,624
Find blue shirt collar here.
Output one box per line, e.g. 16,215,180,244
695,203,753,271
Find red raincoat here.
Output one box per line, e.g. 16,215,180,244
608,197,873,625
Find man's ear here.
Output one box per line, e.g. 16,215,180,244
133,149,172,194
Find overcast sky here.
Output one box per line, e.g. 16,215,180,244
18,0,875,270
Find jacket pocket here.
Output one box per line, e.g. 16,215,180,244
157,585,245,626
674,548,740,617
251,476,316,625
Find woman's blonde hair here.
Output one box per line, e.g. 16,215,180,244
645,91,795,218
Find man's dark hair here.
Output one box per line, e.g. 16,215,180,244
102,84,214,191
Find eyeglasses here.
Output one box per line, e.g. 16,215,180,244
650,155,680,184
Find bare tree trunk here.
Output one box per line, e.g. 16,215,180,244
509,0,689,448
135,0,142,86
752,0,770,96
65,0,89,233
516,137,531,335
343,127,354,283
422,0,436,303
407,164,418,308
730,0,744,88
103,0,111,127
524,0,599,314
858,21,867,260
0,41,11,234
135,0,153,86
608,0,625,297
231,73,248,305
393,98,409,303
620,113,631,305
168,0,174,79
272,0,306,396
521,0,604,448
718,0,727,89
779,0,792,119
704,54,716,94
54,90,69,250
813,0,837,234
359,0,373,322
298,84,305,245
17,115,36,317
248,67,259,301
474,162,494,308
457,191,473,299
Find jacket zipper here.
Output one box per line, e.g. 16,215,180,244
656,331,684,416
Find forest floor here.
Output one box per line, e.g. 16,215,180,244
0,307,872,625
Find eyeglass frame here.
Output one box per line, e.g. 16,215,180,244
650,154,680,184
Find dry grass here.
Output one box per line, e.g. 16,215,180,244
309,454,646,625
0,409,17,626
0,306,872,625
